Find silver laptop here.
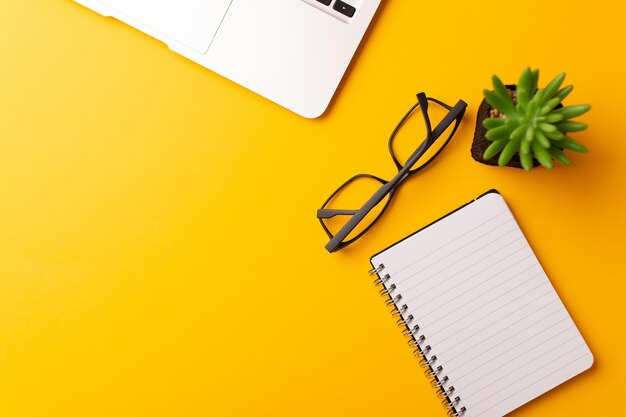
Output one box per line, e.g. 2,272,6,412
74,0,382,118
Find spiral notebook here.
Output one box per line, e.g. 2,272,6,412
369,191,593,417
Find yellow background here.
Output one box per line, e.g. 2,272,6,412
1,1,625,416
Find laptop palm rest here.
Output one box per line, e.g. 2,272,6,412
93,0,233,54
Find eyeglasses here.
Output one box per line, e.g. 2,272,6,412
317,93,467,253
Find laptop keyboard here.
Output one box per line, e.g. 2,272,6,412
327,0,356,18
303,0,359,21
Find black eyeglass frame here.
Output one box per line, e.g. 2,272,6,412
317,93,468,253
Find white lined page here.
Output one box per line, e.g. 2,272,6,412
371,192,592,417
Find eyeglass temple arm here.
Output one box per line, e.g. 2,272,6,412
432,100,467,137
317,209,359,219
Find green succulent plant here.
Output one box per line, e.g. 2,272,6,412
482,68,590,171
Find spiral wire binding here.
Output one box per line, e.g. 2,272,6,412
370,263,467,417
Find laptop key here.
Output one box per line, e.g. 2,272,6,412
333,0,356,17
316,0,332,5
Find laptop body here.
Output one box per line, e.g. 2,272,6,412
74,0,382,118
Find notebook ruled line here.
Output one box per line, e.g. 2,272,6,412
428,281,551,340
390,209,510,279
472,351,590,416
394,220,518,287
436,296,559,357
459,332,580,394
465,342,587,410
401,235,525,297
404,244,530,307
411,255,536,321
451,316,573,381
414,265,541,324
417,271,545,338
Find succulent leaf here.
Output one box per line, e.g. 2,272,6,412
534,89,545,106
484,139,508,160
553,104,591,119
517,68,534,107
485,125,514,141
545,131,566,141
498,137,522,166
530,69,539,91
483,89,515,116
559,138,588,153
535,130,551,148
510,125,528,141
555,121,588,132
532,141,553,168
520,139,531,154
520,152,534,171
542,72,566,100
538,123,557,133
556,85,574,100
525,125,535,142
526,98,539,115
542,113,565,123
492,75,511,102
540,97,562,115
483,117,507,129
549,147,572,165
